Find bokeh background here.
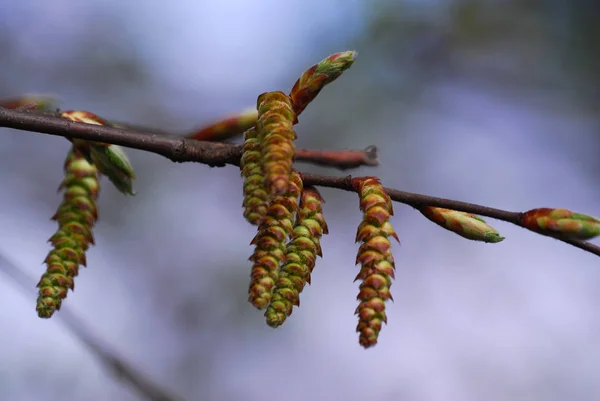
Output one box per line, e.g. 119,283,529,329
1,0,600,400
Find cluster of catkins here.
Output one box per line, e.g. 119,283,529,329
239,53,358,317
238,52,401,347
240,91,330,328
23,50,600,349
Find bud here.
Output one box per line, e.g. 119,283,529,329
61,111,136,195
419,207,504,243
521,208,600,240
89,144,136,195
187,107,258,142
289,51,358,115
0,94,57,110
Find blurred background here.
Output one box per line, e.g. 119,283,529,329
1,0,600,400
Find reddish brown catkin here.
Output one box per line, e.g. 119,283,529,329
255,91,297,196
248,172,303,309
353,177,399,348
265,186,328,327
36,147,100,318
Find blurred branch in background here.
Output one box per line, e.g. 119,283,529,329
360,0,600,109
0,253,182,401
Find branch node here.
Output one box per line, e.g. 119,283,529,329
174,139,185,155
363,145,379,166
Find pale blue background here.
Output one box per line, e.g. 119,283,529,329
1,1,599,400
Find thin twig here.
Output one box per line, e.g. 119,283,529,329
295,146,379,169
0,253,182,401
185,108,257,142
300,173,600,257
0,106,598,257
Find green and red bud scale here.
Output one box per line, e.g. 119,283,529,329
521,208,600,240
60,111,136,195
289,51,357,116
420,207,504,243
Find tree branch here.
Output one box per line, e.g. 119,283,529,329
0,107,378,170
0,106,598,257
0,253,182,401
